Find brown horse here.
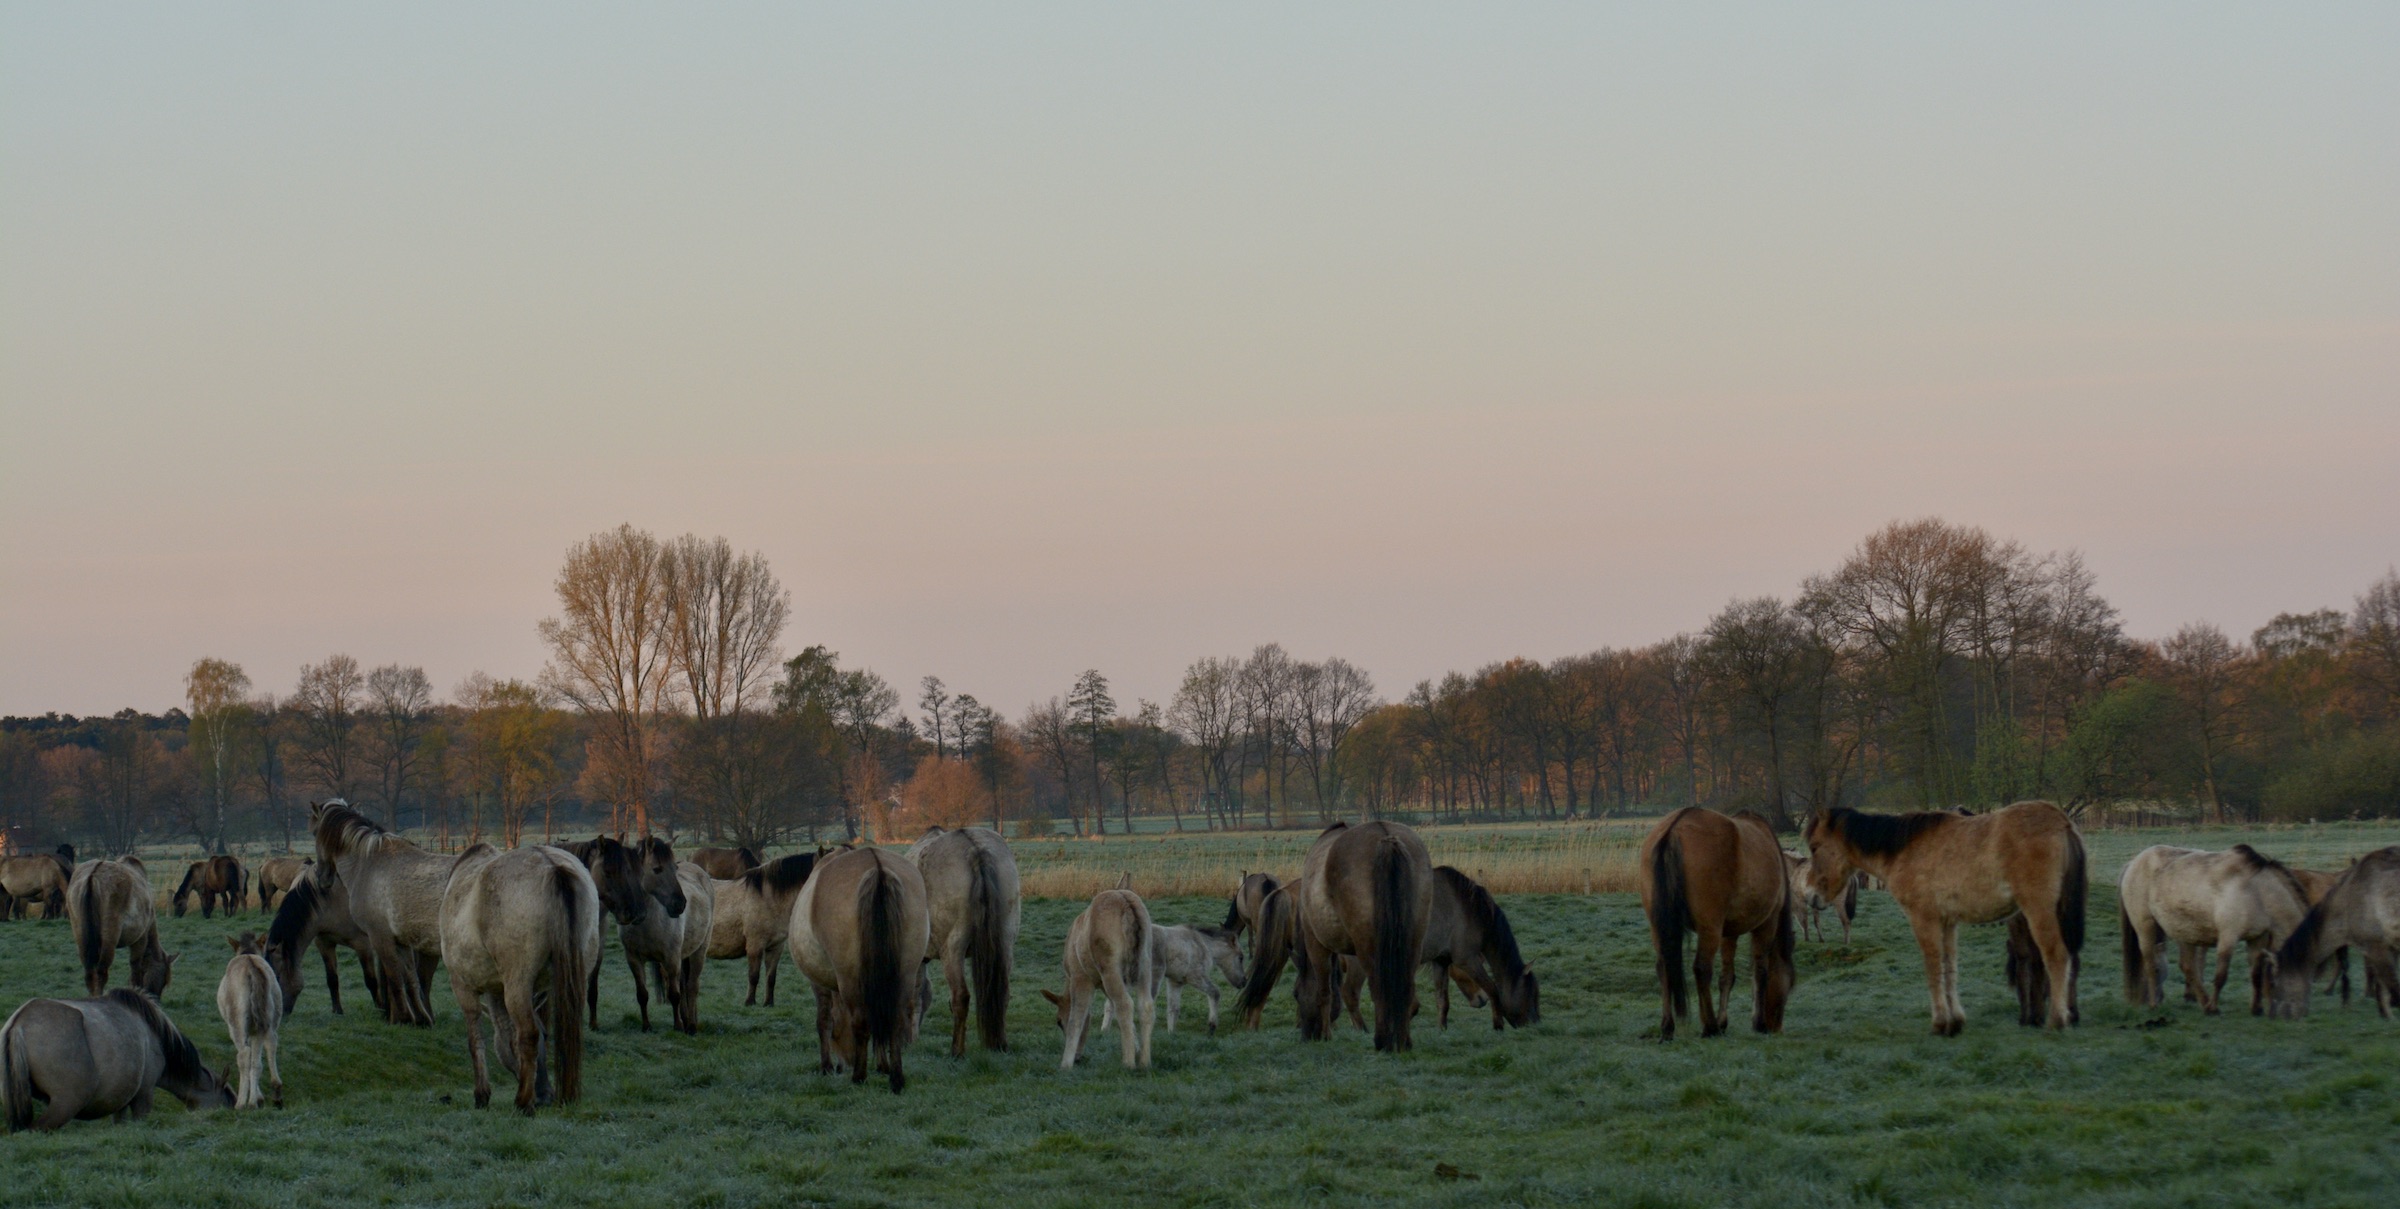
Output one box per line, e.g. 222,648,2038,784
1295,821,1432,1051
1222,871,1284,959
1,846,72,920
1805,800,2086,1035
707,852,818,1006
4,989,232,1131
438,844,596,1114
261,866,383,1017
1640,809,1794,1039
311,802,454,1026
1338,864,1539,1032
1232,876,1303,1030
787,846,930,1092
691,846,760,879
2270,846,2400,1020
173,855,248,919
254,857,311,916
905,826,1021,1056
67,858,175,997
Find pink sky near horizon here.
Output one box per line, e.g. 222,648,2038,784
3,5,2396,717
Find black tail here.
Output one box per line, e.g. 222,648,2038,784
967,845,1010,1051
1757,861,1797,1033
859,862,906,1092
74,872,107,992
550,863,588,1104
1369,838,1418,1052
2057,829,2088,956
1221,894,1242,930
2120,898,2145,1005
1647,831,1690,1024
1236,887,1294,1027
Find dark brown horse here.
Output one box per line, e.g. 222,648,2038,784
1232,877,1303,1030
261,867,384,1017
1295,821,1433,1052
173,856,248,919
1806,800,2086,1035
1640,808,1794,1039
691,847,760,880
253,856,311,916
1222,871,1284,958
1338,865,1539,1032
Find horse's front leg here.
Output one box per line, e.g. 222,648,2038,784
745,947,763,1007
1939,920,1966,1034
628,951,653,1032
2206,934,2238,1015
1910,916,1951,1035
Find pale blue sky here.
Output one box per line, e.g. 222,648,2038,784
4,4,2395,714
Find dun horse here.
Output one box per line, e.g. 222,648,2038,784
583,836,692,1031
173,855,248,919
4,989,232,1131
1805,800,2086,1035
906,826,1022,1055
1337,865,1540,1032
67,857,175,997
1295,821,1434,1051
262,866,383,1016
437,844,597,1114
706,852,817,1006
254,856,311,915
1232,877,1303,1030
690,847,760,879
1044,887,1155,1069
2118,844,2309,1014
1784,850,1861,944
1222,872,1283,959
1,845,72,920
311,801,454,1026
2270,845,2400,1019
788,846,930,1092
1641,809,1794,1039
216,933,284,1108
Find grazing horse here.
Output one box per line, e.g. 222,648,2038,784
311,802,454,1026
67,858,175,997
691,846,760,879
2118,845,2310,1014
3,989,232,1131
215,934,283,1109
1805,800,2086,1035
708,852,818,1006
254,857,311,916
262,866,382,1017
2291,866,2366,1004
1641,809,1794,1040
1,847,71,920
439,844,597,1113
787,846,930,1092
2270,846,2400,1020
1104,923,1244,1036
173,855,248,919
1337,865,1540,1032
905,826,1022,1056
1044,888,1155,1069
1784,850,1861,944
582,836,691,1031
1222,871,1284,959
1293,821,1433,1052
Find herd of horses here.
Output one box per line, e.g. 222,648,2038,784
3,798,2396,1131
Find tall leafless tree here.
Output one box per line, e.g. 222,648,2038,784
540,524,675,833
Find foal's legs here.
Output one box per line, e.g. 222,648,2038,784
1057,981,1095,1070
1100,966,1140,1070
264,1025,284,1107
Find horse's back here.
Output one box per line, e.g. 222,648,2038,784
1301,821,1431,955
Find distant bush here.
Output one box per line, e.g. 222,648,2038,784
2264,730,2400,821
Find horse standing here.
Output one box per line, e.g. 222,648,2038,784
261,866,383,1017
173,855,248,919
2118,844,2310,1014
1804,800,2086,1035
311,802,454,1026
1222,871,1284,960
438,844,597,1114
67,857,175,997
1294,821,1433,1051
691,847,760,879
707,852,817,1006
1044,887,1155,1069
3,989,232,1131
1641,809,1794,1039
583,836,693,1031
905,826,1021,1056
215,933,283,1108
1784,850,1861,944
1232,876,1304,1030
1,846,71,920
787,846,929,1092
1104,923,1243,1035
254,856,311,915
2270,846,2400,1019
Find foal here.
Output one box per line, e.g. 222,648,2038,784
216,933,284,1108
1044,888,1154,1070
1103,923,1244,1035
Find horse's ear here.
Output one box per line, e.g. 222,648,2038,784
227,936,241,951
1116,872,1132,891
1040,989,1064,1007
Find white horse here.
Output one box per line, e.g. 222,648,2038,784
215,933,284,1108
1103,924,1244,1035
2119,844,2311,1014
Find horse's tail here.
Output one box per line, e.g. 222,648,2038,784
548,862,587,1105
2,1004,34,1133
1221,894,1242,931
2057,827,2088,956
967,844,1010,1051
1236,887,1293,1027
2119,895,2144,1005
1648,828,1690,1021
1369,837,1417,1051
858,860,906,1092
74,872,109,993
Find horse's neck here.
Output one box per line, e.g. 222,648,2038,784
1838,847,1897,884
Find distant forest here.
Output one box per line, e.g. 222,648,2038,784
5,518,2396,855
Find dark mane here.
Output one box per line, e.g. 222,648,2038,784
1316,821,1350,840
265,875,320,953
1823,807,1956,859
174,862,201,897
313,802,411,862
1434,865,1526,978
2277,900,2330,969
105,988,206,1085
2228,844,2309,900
636,836,676,863
745,852,816,895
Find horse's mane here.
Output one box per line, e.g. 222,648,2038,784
104,988,206,1085
1822,807,1954,859
1316,821,1350,840
174,862,201,897
314,802,413,861
1435,866,1526,978
745,852,816,895
265,875,320,953
2276,847,2400,969
2227,844,2308,900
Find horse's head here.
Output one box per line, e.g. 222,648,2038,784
585,837,647,926
1495,965,1541,1029
1038,989,1091,1054
228,932,263,956
134,947,178,997
1196,925,1247,990
2266,907,2331,1020
636,836,687,918
1802,811,1857,902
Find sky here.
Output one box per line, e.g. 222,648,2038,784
3,3,2396,718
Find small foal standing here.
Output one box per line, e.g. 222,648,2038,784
1045,888,1154,1070
216,933,284,1108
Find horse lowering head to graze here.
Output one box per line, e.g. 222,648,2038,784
67,858,175,998
1107,922,1245,1036
2117,844,2311,1015
1428,866,1540,1030
1233,877,1304,1031
1294,821,1432,1052
173,855,248,919
438,845,598,1114
2270,846,2400,1020
905,826,1022,1057
310,802,456,1027
1044,887,1154,1069
786,846,930,1092
215,933,283,1109
253,856,311,916
707,852,818,1007
1640,809,1791,1040
262,867,382,1018
690,846,760,880
1223,872,1283,957
4,989,232,1131
1,852,70,921
1806,801,2086,1036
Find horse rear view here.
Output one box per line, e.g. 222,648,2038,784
4,989,232,1131
787,846,931,1092
1294,821,1434,1052
1046,887,1154,1069
2119,844,2310,1014
437,845,597,1114
906,826,1022,1056
216,933,284,1108
66,858,174,997
1641,809,1793,1040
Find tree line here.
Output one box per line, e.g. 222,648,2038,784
3,517,2394,855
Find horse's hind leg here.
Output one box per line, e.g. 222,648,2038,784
2177,943,2203,1004
1714,931,1740,1033
1692,930,1724,1037
266,1029,284,1107
2206,934,2238,1015
2019,909,2076,1031
945,940,971,1058
506,990,544,1114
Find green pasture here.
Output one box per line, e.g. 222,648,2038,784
2,820,2396,1208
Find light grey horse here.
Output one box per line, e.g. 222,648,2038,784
4,989,232,1131
1104,923,1245,1035
905,826,1022,1056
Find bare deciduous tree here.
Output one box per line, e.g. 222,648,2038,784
366,664,433,829
293,654,366,805
186,657,251,852
540,524,675,833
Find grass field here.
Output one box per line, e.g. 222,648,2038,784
3,820,2397,1208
